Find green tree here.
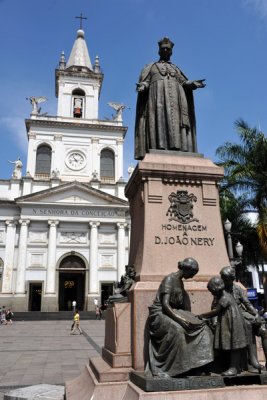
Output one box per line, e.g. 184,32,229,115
216,119,267,256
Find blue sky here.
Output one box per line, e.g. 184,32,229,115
0,0,267,179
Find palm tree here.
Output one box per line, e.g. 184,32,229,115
219,188,263,283
216,119,267,255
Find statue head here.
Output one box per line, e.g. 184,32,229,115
158,37,174,61
207,276,225,296
220,266,236,287
125,265,136,278
158,37,174,49
178,257,199,279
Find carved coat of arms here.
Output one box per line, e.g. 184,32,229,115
166,190,199,224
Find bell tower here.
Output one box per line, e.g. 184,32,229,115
55,28,103,119
25,17,126,195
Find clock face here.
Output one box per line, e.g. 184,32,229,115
66,151,86,171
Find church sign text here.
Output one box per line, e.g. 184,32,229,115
30,208,121,218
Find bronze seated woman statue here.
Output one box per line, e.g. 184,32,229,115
148,257,214,378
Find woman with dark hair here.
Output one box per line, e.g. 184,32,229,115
148,258,214,378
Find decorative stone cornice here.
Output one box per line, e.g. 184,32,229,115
25,119,127,137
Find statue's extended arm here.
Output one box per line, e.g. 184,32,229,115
184,79,206,90
197,305,222,319
162,293,203,331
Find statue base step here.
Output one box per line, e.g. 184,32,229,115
130,371,267,392
65,364,267,400
89,356,132,383
130,371,224,391
102,347,132,368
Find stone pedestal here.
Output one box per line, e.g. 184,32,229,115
125,153,230,370
102,303,132,368
125,153,229,282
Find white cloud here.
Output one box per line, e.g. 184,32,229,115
243,0,267,21
0,117,28,154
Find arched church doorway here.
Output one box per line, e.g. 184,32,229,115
58,254,86,311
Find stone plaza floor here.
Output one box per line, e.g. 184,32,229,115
0,319,105,399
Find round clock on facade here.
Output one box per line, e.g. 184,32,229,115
66,151,86,170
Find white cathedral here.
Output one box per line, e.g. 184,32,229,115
0,28,131,312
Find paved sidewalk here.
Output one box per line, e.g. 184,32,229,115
0,319,105,399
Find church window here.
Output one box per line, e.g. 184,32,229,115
72,88,85,118
35,144,52,175
100,149,115,180
59,255,86,269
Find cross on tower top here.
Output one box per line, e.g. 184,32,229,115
75,13,87,29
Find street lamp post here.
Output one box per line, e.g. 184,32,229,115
224,219,234,260
224,219,244,281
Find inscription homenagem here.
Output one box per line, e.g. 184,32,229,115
155,223,215,247
154,190,215,247
162,224,207,232
155,236,215,246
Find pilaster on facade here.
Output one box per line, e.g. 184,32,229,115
53,134,63,141
2,220,18,293
117,223,127,281
10,180,22,198
15,219,30,294
22,175,33,196
46,220,59,294
26,132,37,176
89,221,100,294
116,179,126,200
116,138,124,145
27,132,36,140
91,137,99,178
90,84,100,119
127,224,131,251
116,138,124,180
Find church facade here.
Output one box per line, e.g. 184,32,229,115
0,28,130,311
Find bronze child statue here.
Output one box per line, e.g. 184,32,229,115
198,276,248,377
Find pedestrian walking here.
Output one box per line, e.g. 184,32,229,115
5,309,14,324
70,310,82,335
95,305,102,320
94,298,98,307
72,300,76,312
1,306,7,325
